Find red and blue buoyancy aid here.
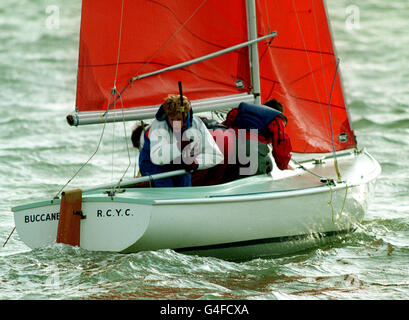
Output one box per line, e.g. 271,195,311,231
233,102,287,141
226,101,292,171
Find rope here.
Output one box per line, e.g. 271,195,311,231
111,92,132,193
263,0,272,33
2,226,16,247
107,1,132,194
292,0,343,180
113,0,125,88
327,58,342,181
293,1,342,180
291,158,325,180
291,157,348,225
111,95,117,186
311,0,329,104
328,183,349,224
110,0,125,185
53,120,107,200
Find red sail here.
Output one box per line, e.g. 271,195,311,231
75,0,250,112
75,0,356,154
256,0,356,153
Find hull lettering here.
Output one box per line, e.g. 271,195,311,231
24,212,60,224
96,209,133,218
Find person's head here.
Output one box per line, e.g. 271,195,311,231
263,99,284,113
131,122,149,151
162,94,191,130
264,99,287,125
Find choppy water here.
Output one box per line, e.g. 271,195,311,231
1,0,408,300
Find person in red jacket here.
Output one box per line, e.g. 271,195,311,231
223,99,293,176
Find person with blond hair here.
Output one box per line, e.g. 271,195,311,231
138,94,223,187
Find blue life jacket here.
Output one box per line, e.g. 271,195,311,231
233,102,286,139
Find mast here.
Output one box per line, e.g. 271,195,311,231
246,0,261,105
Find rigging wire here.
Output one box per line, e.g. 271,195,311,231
109,0,132,192
110,0,125,185
111,113,116,186
53,120,108,200
53,1,127,198
110,91,118,186
291,157,348,225
111,92,133,193
263,0,272,33
328,58,342,181
113,0,125,88
291,0,343,180
311,0,329,104
328,183,349,224
290,158,325,180
290,0,331,144
312,0,347,181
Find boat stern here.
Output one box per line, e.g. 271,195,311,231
12,195,153,252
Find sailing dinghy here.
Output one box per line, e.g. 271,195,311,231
11,0,381,261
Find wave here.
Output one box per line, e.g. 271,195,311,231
353,117,409,129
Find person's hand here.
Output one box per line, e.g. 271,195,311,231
182,156,199,173
266,161,272,174
183,140,201,158
287,164,295,170
180,138,193,151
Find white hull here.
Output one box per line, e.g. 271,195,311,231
12,149,380,261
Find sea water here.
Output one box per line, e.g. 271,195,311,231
0,0,408,300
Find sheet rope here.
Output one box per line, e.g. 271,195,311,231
291,157,348,225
